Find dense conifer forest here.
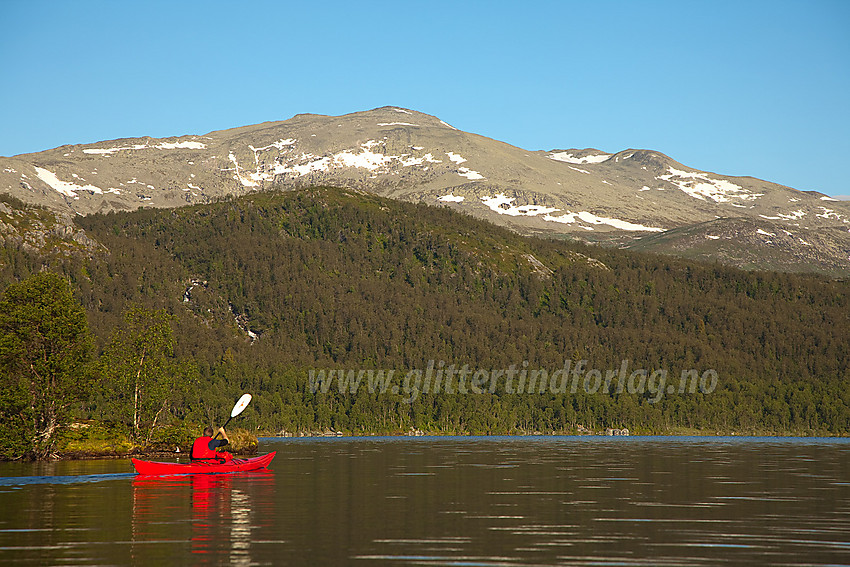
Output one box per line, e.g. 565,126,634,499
1,188,848,456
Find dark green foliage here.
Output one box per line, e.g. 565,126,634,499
0,272,93,458
0,371,33,460
1,187,847,443
98,306,200,445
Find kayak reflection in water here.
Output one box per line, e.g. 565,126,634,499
191,426,233,462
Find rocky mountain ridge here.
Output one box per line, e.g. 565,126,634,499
2,106,848,275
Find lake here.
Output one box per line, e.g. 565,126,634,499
0,436,848,566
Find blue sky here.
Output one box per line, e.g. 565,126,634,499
1,0,848,197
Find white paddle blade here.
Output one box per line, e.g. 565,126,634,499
231,393,252,418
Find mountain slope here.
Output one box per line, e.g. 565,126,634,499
2,106,848,275
624,217,850,278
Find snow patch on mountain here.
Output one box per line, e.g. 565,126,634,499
544,211,665,232
438,194,465,203
228,152,260,187
34,167,104,198
249,139,296,153
480,193,663,232
458,167,484,180
481,194,559,217
656,167,762,203
333,142,397,170
287,155,331,176
760,210,806,221
83,140,206,154
446,152,467,164
156,141,207,150
84,145,148,155
400,153,441,167
225,139,487,186
816,207,843,220
548,152,611,164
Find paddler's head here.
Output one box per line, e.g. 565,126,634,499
204,426,214,437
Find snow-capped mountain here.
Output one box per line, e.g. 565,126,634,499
2,106,848,275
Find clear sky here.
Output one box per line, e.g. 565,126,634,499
1,0,848,197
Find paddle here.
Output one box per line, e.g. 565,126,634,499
213,393,252,439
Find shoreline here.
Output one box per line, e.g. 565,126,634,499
31,427,848,462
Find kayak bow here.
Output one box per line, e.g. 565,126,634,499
132,451,276,475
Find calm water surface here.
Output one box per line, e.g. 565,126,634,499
0,436,848,566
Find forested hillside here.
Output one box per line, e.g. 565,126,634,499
1,188,848,451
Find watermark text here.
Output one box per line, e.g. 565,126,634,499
308,360,718,404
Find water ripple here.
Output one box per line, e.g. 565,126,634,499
0,472,135,488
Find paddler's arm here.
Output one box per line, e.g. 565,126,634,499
208,427,230,450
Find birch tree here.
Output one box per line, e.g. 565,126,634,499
102,306,180,444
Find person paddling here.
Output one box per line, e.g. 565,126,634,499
191,426,233,462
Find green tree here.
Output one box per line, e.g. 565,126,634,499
101,306,185,444
0,272,93,459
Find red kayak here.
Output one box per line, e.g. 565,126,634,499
132,451,276,475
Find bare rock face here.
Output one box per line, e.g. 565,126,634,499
2,106,848,275
0,198,104,257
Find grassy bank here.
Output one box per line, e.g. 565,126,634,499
51,421,259,460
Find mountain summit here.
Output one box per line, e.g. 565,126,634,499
2,106,848,275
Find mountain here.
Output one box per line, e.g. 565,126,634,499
2,106,848,275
